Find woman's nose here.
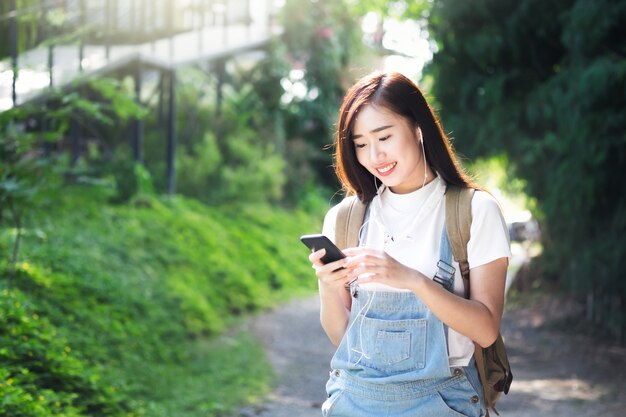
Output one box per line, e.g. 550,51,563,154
370,143,384,162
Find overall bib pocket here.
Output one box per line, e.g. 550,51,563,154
349,316,427,374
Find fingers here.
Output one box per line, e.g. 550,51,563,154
342,249,400,285
308,248,326,266
309,248,352,290
343,247,378,257
343,250,386,270
309,248,351,271
308,246,397,289
348,262,384,276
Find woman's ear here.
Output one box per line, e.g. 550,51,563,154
415,126,423,144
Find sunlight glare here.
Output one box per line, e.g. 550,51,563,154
513,378,607,401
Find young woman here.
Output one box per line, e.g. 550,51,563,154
308,71,510,417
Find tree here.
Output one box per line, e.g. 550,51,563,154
428,0,626,338
279,0,362,198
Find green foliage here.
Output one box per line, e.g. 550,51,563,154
0,184,321,416
0,286,129,416
77,77,148,124
174,65,288,205
428,0,626,334
165,9,364,205
0,114,58,266
346,0,430,20
0,1,97,62
0,0,42,61
0,76,147,265
280,0,362,194
107,158,155,204
175,131,221,196
143,54,289,205
3,1,370,208
467,154,537,217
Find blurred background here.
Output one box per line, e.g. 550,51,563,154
1,0,624,416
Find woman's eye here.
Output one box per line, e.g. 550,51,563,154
379,135,391,141
355,143,366,149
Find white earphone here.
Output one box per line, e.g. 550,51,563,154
419,128,428,189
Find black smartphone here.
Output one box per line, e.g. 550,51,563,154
300,234,346,265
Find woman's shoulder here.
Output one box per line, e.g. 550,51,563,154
322,200,343,242
469,189,508,228
322,196,365,242
444,183,503,214
471,189,502,209
466,188,512,265
324,201,342,224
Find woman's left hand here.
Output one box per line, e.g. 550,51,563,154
343,247,422,290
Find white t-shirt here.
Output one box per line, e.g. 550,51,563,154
322,176,511,367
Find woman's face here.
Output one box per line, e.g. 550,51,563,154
352,104,428,194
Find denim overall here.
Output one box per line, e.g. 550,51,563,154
322,229,485,417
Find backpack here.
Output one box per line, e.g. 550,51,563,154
335,186,513,416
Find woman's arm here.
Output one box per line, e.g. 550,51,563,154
344,248,507,348
411,257,507,347
309,249,353,346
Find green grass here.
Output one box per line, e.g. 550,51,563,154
0,184,322,416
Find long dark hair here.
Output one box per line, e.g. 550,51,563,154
334,71,476,203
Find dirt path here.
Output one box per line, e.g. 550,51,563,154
495,296,626,417
237,293,626,417
238,296,334,417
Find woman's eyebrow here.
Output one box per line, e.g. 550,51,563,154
352,125,394,140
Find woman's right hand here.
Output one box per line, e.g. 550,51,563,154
309,249,352,293
310,248,353,345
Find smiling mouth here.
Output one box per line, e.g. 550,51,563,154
376,162,397,175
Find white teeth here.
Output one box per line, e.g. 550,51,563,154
377,163,396,173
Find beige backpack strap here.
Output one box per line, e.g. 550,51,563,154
445,186,475,298
335,196,367,250
446,186,503,417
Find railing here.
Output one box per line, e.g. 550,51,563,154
0,0,280,111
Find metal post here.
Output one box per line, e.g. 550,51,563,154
168,0,175,60
158,71,164,125
10,0,18,107
167,0,175,33
215,59,225,146
133,60,144,163
198,0,205,53
42,1,54,87
150,0,156,52
48,44,54,87
79,0,85,72
166,70,176,195
105,0,110,60
223,0,228,44
112,0,119,31
130,0,136,36
246,0,251,39
139,0,145,39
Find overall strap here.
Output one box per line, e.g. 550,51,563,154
434,229,456,292
436,227,457,352
335,196,368,250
